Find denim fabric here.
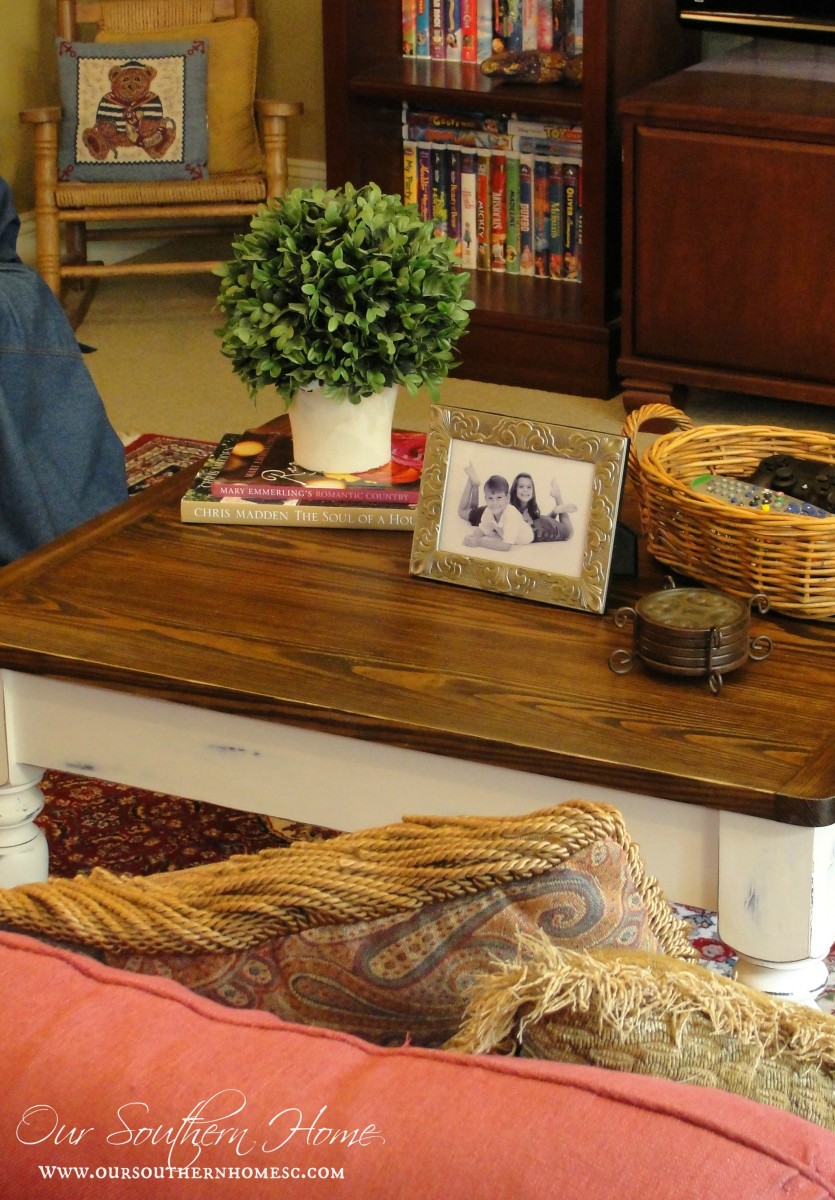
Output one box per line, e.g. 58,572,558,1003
0,180,128,565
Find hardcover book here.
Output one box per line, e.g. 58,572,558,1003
182,432,422,531
209,419,426,504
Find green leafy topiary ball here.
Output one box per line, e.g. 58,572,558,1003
215,182,474,406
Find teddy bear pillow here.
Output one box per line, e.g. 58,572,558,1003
56,38,208,183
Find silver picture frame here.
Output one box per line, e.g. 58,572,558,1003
409,405,629,614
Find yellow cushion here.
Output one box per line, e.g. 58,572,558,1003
95,18,261,174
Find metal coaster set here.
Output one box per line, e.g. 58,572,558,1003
608,582,773,694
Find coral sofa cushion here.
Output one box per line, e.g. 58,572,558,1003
96,17,261,174
1,930,835,1200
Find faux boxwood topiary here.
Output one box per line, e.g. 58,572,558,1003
215,182,474,406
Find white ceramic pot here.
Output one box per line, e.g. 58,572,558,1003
288,383,398,474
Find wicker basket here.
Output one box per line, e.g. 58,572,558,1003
623,404,835,621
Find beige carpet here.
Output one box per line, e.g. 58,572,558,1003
75,249,835,443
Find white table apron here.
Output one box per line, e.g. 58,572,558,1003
1,668,833,1005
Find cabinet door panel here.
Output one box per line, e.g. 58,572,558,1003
631,126,835,383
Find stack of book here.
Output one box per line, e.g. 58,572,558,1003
181,417,425,531
402,1,583,63
403,106,583,280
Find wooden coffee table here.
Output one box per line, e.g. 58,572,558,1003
0,471,833,1003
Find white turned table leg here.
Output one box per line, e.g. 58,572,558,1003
0,769,48,887
0,675,49,887
718,811,835,1006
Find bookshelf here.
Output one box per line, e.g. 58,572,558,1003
321,1,698,399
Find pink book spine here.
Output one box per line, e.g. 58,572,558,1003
537,0,554,49
212,483,419,504
490,152,507,272
476,150,492,271
461,0,478,62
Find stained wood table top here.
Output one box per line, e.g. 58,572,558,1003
0,471,832,827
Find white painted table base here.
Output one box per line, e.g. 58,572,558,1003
0,669,832,1005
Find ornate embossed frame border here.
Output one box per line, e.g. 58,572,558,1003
410,406,629,614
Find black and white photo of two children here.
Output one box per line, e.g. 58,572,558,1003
439,437,596,580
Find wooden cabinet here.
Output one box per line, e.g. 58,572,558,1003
619,45,835,412
321,1,697,399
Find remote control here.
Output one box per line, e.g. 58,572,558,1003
691,473,833,518
745,453,835,514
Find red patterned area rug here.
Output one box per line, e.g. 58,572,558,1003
36,771,336,879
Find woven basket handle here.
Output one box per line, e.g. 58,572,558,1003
623,403,695,490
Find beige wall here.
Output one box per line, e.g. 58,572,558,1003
1,1,325,214
3,2,52,210
258,0,325,171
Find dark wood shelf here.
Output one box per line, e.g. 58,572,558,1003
466,269,585,325
322,0,698,401
619,60,835,137
348,58,586,121
619,44,835,412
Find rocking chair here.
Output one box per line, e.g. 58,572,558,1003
19,0,303,306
